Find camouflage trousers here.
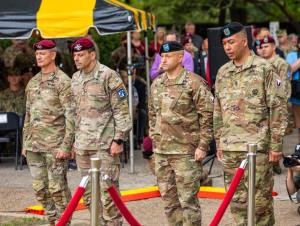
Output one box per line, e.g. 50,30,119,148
27,151,71,224
76,149,122,226
155,153,202,226
147,154,156,176
222,151,275,226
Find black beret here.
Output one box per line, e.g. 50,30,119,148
220,22,244,40
254,39,261,47
159,41,184,55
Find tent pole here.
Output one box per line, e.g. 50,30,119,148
144,31,151,98
154,30,157,52
127,31,135,174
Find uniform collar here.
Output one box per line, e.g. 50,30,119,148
81,61,101,80
161,68,187,86
227,51,255,73
40,68,59,81
268,55,278,64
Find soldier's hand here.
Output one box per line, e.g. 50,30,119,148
22,149,27,157
269,150,283,162
216,149,223,161
195,148,207,161
110,142,123,156
56,151,70,159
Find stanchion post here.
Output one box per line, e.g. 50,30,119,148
91,157,101,226
247,144,257,226
127,31,135,174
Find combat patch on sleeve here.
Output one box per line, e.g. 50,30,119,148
117,87,127,100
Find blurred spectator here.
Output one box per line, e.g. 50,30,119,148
198,38,213,87
150,31,194,80
118,60,139,114
254,39,263,57
288,33,298,51
254,27,284,58
182,34,200,75
2,40,33,68
286,162,300,200
53,39,77,76
131,31,145,56
277,29,291,57
118,58,147,148
13,45,36,73
0,68,25,116
111,34,139,70
150,26,166,53
182,21,203,50
256,27,270,39
0,57,5,91
286,38,300,141
21,67,35,88
142,136,155,175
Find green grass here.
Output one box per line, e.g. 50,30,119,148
0,217,47,226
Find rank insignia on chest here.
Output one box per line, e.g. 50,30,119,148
117,88,127,99
252,89,258,96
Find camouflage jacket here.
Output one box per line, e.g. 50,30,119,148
23,69,75,153
149,68,214,155
214,53,287,153
2,45,23,68
269,55,291,98
0,88,26,116
71,61,131,151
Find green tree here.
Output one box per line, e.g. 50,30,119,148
125,0,300,32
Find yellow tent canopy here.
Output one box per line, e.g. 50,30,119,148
0,0,156,38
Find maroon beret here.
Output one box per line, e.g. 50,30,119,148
182,34,193,46
33,40,56,51
71,37,95,52
260,36,275,46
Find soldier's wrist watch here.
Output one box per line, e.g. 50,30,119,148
113,139,124,145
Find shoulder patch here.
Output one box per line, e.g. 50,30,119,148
117,87,127,99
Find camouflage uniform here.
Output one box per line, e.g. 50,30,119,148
214,53,287,226
149,69,213,226
72,61,131,226
269,55,291,172
23,69,74,224
13,51,36,72
2,45,23,68
269,55,293,132
269,55,291,99
0,88,26,116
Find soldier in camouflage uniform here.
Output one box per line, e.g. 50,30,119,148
71,37,131,226
22,40,74,226
149,41,213,226
0,68,25,116
214,22,287,226
260,35,291,175
2,40,34,68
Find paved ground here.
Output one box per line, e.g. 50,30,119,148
0,130,300,225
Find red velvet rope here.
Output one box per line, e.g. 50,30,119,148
56,176,88,226
210,162,247,226
107,186,142,226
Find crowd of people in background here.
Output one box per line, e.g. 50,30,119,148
0,21,300,225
